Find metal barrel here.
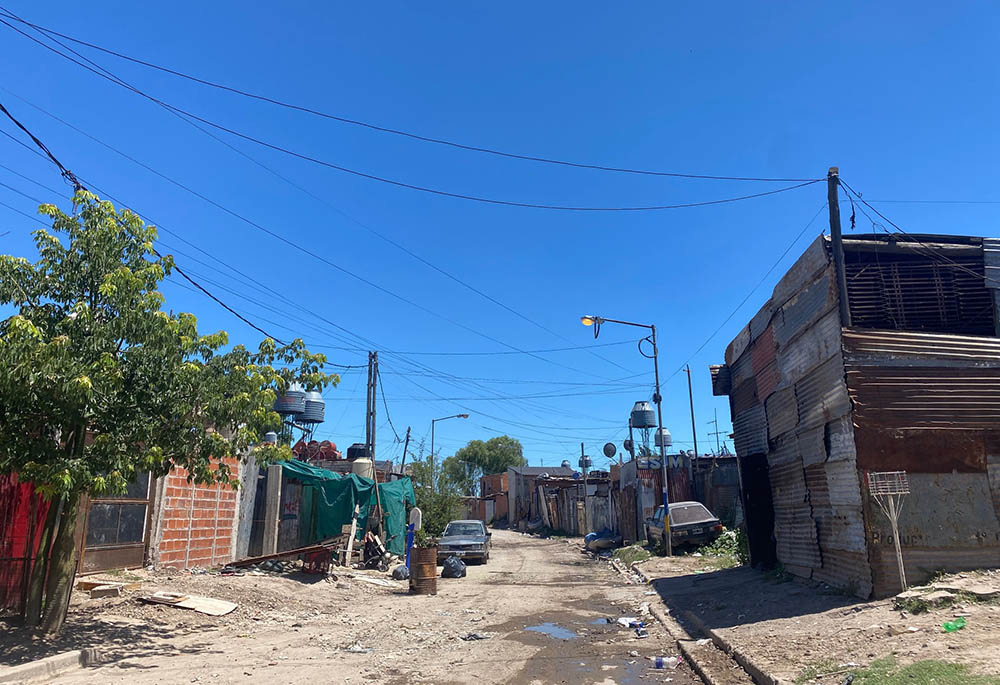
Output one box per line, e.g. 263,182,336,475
409,546,438,595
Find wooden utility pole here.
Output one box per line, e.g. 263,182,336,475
370,352,383,536
399,426,412,470
684,364,698,482
828,167,852,326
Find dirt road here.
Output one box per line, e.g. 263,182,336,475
28,531,697,684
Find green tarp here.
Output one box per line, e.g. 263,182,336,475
280,459,416,556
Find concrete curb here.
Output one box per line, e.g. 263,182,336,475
0,648,102,684
632,562,795,685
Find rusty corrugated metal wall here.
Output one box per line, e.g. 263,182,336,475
722,235,872,596
843,328,1000,595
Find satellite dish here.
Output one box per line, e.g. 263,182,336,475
603,442,617,458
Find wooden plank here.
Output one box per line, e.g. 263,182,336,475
262,464,283,555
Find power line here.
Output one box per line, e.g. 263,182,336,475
376,368,401,442
0,9,820,184
308,338,642,356
0,16,822,212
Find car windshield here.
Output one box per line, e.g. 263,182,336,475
670,503,713,525
443,522,483,537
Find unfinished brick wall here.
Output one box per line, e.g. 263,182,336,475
153,457,239,568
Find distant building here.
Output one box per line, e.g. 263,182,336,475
713,233,1000,597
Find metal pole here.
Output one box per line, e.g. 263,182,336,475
430,419,436,475
828,166,852,327
399,426,412,470
651,325,672,556
581,442,590,534
685,364,698,483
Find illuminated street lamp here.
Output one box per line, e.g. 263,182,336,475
581,315,672,556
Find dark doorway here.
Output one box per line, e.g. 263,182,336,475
739,453,777,568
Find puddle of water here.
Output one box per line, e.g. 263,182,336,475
524,622,578,640
590,617,612,625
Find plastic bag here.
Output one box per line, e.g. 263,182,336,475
391,564,410,581
441,555,467,578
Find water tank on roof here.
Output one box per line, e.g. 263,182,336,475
654,427,672,448
561,460,571,470
273,382,306,415
301,390,325,423
352,456,375,481
630,401,657,429
262,431,278,445
347,443,370,461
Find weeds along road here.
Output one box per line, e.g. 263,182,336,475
44,530,698,684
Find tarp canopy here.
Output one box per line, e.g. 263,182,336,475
280,460,416,556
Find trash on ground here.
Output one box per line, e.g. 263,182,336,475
442,555,467,578
695,638,711,646
351,575,400,588
460,632,492,641
635,626,649,639
140,591,237,616
344,644,374,653
89,584,122,599
942,616,967,632
616,616,640,628
584,529,623,551
391,565,410,581
638,602,651,615
648,656,680,669
886,625,921,636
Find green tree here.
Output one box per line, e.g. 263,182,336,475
0,192,337,634
441,455,478,496
451,436,526,494
408,449,462,537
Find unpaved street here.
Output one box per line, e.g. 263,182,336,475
32,531,698,684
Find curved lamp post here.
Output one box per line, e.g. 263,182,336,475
582,315,672,556
430,413,470,466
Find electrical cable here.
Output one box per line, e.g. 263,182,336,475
0,17,822,212
376,367,401,441
0,8,820,184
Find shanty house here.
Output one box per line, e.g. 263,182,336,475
714,232,1000,597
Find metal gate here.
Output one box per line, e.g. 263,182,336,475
77,472,152,574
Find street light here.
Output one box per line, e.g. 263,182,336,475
431,414,470,465
581,314,672,556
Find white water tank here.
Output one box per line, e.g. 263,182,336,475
352,456,375,481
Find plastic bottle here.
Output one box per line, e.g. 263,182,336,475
648,656,680,669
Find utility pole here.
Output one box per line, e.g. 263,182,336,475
684,364,698,482
708,408,725,456
365,351,383,536
828,166,852,326
399,426,412,470
581,442,590,534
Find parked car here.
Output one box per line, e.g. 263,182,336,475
645,501,724,550
436,519,491,565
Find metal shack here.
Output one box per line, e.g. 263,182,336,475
713,233,1000,598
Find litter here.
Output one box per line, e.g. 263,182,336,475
351,575,400,588
141,592,237,616
942,617,967,633
648,656,680,669
616,617,640,628
695,638,711,646
391,565,410,581
460,632,492,641
344,644,374,654
442,556,467,578
638,602,651,615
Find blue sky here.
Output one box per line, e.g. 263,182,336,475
2,3,999,468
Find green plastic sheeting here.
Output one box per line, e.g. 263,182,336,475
280,459,415,556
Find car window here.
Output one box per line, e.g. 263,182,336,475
444,522,484,536
669,503,713,525
654,508,665,522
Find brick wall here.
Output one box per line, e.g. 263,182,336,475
153,457,239,569
481,472,508,497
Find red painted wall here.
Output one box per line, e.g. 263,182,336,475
0,474,50,612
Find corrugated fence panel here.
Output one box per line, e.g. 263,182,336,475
750,302,775,342
733,405,768,457
795,353,851,430
796,425,826,466
768,433,799,466
825,416,857,463
843,328,1000,367
772,235,830,308
730,348,755,389
730,377,759,415
775,269,837,347
986,238,1000,326
726,324,752,367
813,549,873,598
778,310,842,387
766,386,797,440
755,361,781,406
751,326,777,374
773,505,822,571
769,458,807,508
825,460,863,507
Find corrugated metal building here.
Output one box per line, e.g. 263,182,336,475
713,233,1000,597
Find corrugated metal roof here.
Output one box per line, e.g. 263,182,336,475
778,310,842,386
765,386,797,440
733,405,767,457
725,324,752,367
775,269,837,347
772,235,830,308
843,328,1000,367
984,237,1000,284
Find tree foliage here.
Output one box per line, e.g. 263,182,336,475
408,454,462,537
447,435,526,495
0,192,337,632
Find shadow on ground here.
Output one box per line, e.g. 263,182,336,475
0,614,222,667
650,565,861,631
